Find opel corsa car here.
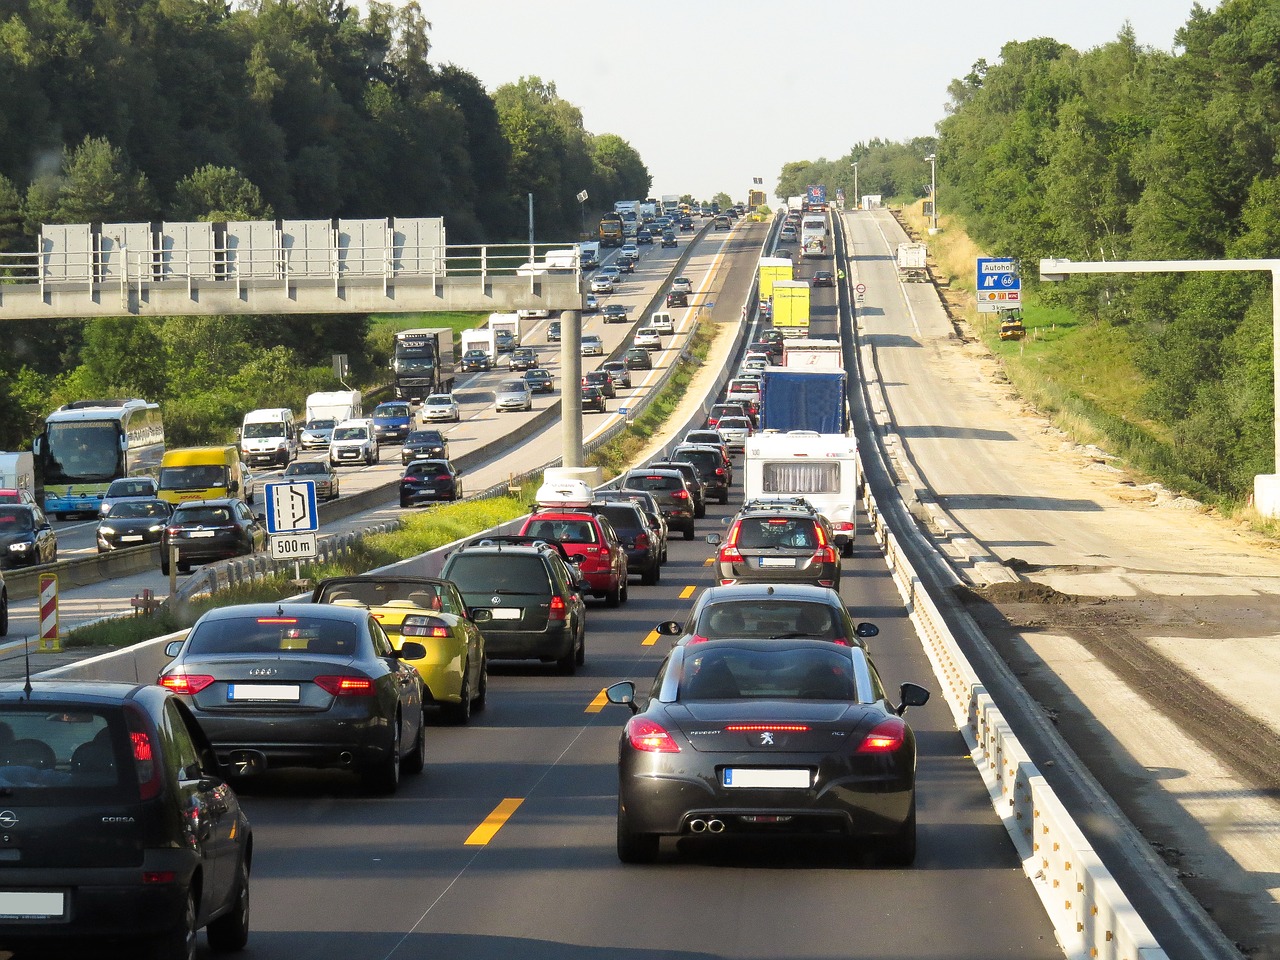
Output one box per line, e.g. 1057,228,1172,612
158,602,427,794
606,639,929,865
0,680,253,958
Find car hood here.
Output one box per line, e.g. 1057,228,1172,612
0,530,35,547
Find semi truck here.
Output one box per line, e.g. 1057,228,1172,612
896,242,929,282
661,195,680,218
744,430,859,555
783,339,843,370
392,328,456,402
758,257,794,300
758,368,848,434
805,185,827,211
770,280,811,338
599,213,624,247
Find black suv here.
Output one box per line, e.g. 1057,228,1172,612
439,536,589,673
160,498,265,576
706,498,841,588
591,499,661,585
669,443,731,504
594,490,668,562
0,680,253,957
648,460,707,519
620,468,696,539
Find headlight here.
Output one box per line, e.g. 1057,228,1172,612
98,525,115,535
9,542,30,552
148,523,165,533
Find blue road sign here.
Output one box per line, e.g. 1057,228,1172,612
265,480,319,535
976,258,1021,291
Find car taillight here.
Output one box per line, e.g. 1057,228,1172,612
833,521,854,533
625,716,680,753
816,545,838,564
719,546,744,562
435,473,452,481
400,615,450,638
314,675,376,696
635,532,650,550
671,489,689,500
124,705,162,801
857,717,907,753
158,673,215,696
548,595,568,621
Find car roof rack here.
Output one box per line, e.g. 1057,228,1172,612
463,534,575,562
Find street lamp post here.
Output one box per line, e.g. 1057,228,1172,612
924,154,939,234
852,162,859,210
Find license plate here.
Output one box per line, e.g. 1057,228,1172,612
189,530,216,539
487,607,521,620
722,768,811,789
0,891,66,919
758,557,796,568
228,684,300,701
121,535,143,542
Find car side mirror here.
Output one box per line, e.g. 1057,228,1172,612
705,533,722,546
896,682,930,716
606,680,640,714
854,622,879,639
656,621,683,636
397,641,427,660
164,639,185,658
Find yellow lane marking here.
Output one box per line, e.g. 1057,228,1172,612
642,629,660,646
680,586,696,599
586,688,609,713
464,798,524,846
703,558,713,566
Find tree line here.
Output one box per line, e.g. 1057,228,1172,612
0,0,650,449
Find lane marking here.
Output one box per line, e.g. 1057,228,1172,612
679,585,696,599
703,557,713,566
585,688,609,712
642,629,660,646
464,798,524,846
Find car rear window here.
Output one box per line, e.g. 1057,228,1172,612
525,517,598,544
678,647,856,701
696,602,840,639
595,504,643,533
0,706,132,795
186,615,360,655
173,506,234,525
734,517,820,549
446,554,552,593
624,474,681,492
674,450,719,472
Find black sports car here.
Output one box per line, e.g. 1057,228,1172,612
159,602,427,794
606,639,929,864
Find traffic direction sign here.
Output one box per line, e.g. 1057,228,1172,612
265,480,319,534
976,258,1021,313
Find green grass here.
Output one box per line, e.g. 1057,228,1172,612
369,312,489,345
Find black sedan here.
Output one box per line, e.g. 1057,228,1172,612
811,270,835,287
160,498,265,576
523,368,555,393
602,303,628,323
96,498,172,553
0,504,57,569
0,680,253,956
581,384,607,413
400,458,462,506
606,639,929,864
400,429,449,465
158,602,427,794
654,583,880,647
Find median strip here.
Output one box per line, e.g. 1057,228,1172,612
464,798,524,846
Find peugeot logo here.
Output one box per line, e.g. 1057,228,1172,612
759,732,775,746
0,811,18,828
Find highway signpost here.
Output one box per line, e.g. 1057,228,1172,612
265,480,319,563
976,258,1021,312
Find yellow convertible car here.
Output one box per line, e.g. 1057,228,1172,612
312,576,487,723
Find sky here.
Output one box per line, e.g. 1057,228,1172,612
417,0,1213,201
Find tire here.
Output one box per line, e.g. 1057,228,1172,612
557,635,577,675
575,627,585,667
0,591,8,637
445,671,472,725
150,886,197,960
160,556,170,576
178,562,191,574
683,525,695,541
616,800,658,864
206,857,250,952
363,719,401,795
402,707,426,774
400,498,410,508
880,799,917,867
695,502,706,519
619,581,629,605
473,658,488,710
606,582,621,608
720,491,730,505
641,564,658,586
841,540,854,558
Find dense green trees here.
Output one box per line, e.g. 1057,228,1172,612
0,0,649,449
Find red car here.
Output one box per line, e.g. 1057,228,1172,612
519,510,629,606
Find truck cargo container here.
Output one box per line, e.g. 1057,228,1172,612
758,368,848,434
783,339,843,370
771,280,811,338
758,257,794,300
392,328,456,401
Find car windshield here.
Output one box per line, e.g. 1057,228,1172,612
695,601,841,640
106,479,154,497
186,615,360,655
106,500,169,519
375,404,410,418
425,396,452,405
625,474,681,492
406,460,448,476
242,421,285,439
407,432,443,443
332,427,368,441
499,381,527,393
677,646,856,701
306,419,336,430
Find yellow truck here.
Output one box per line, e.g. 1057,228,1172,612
758,256,794,300
158,446,255,505
771,280,811,338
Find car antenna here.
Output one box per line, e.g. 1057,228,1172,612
22,637,33,699
277,603,285,617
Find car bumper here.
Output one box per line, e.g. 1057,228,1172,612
198,712,394,771
477,622,575,662
401,486,457,504
715,561,840,588
164,538,252,565
97,531,163,552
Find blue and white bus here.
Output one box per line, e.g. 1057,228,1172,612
34,399,165,518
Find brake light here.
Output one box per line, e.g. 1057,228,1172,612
548,595,568,621
817,545,838,564
436,474,452,481
833,521,854,533
314,675,376,696
159,673,215,696
142,871,177,884
857,717,907,753
124,705,162,801
635,532,650,550
715,468,725,476
671,489,689,500
625,716,680,753
257,617,299,624
725,724,809,732
400,615,450,638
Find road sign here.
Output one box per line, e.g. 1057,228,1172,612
855,283,867,295
976,258,1021,313
265,480,319,534
270,532,318,561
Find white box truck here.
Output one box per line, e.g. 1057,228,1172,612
0,452,36,502
783,339,843,370
744,431,860,554
301,391,361,449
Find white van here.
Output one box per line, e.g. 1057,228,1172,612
328,418,379,467
240,408,297,467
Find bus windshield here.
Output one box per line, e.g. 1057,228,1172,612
43,421,123,484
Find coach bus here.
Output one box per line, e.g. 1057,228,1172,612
800,214,829,258
34,399,165,518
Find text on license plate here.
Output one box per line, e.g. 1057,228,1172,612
0,891,66,919
228,684,300,701
189,530,216,538
487,607,521,620
722,768,811,789
121,535,143,542
758,557,796,568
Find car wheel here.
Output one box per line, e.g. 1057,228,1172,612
363,719,401,795
0,591,8,637
720,491,730,505
606,582,621,608
399,498,410,508
402,705,426,774
842,541,854,558
178,561,191,574
641,564,658,586
575,625,586,666
160,556,170,576
474,657,488,710
619,580,629,604
616,799,658,864
879,799,917,867
683,525,695,541
695,502,706,519
556,637,577,675
206,856,250,952
445,671,472,725
149,886,197,960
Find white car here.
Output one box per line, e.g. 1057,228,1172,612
591,276,615,294
648,313,675,334
300,418,338,450
329,418,379,466
619,243,639,261
494,379,533,412
715,416,753,454
420,394,460,423
634,327,662,350
670,276,693,296
581,334,605,356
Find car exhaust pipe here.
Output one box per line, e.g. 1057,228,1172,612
707,819,725,833
688,819,707,833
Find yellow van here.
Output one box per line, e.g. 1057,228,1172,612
158,446,255,505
